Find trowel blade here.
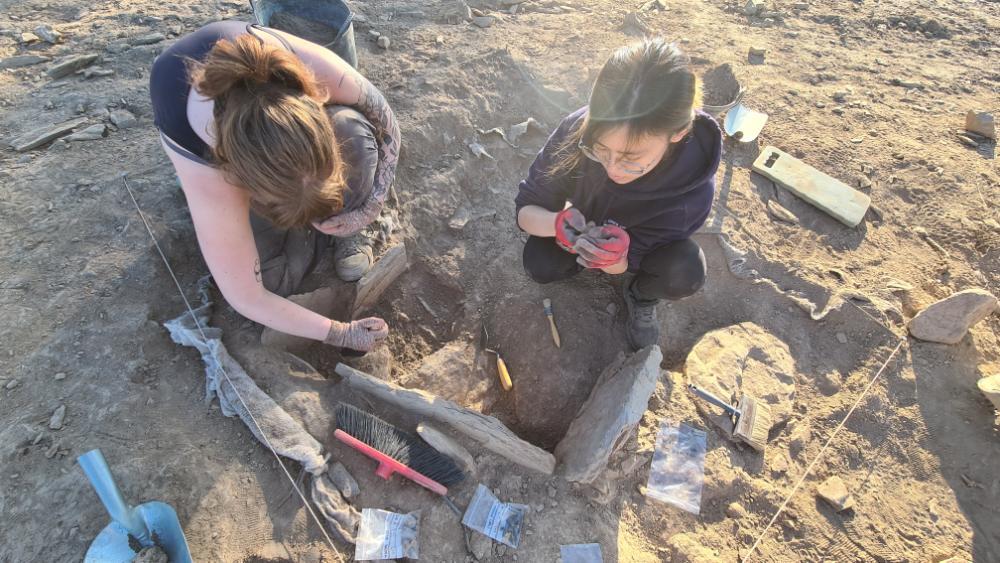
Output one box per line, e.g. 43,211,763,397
724,103,769,142
84,502,193,563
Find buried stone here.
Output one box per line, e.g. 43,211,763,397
685,322,796,438
555,345,662,484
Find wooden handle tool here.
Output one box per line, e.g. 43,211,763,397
542,298,561,348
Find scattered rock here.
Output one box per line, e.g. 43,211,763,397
472,15,495,28
0,54,52,69
956,134,979,148
748,46,766,64
788,424,810,458
668,533,717,563
131,32,165,46
465,528,493,562
417,422,477,476
468,141,495,160
326,462,360,499
817,373,841,395
5,379,19,390
832,90,848,102
47,54,99,79
20,32,40,44
49,405,66,430
726,502,748,519
79,67,114,79
770,453,790,474
376,35,390,49
10,118,88,152
508,117,542,144
744,0,765,16
65,123,107,142
964,110,995,140
907,288,998,344
767,200,799,224
977,374,1000,411
555,345,662,483
835,332,847,344
54,372,67,381
110,109,139,129
685,323,796,436
33,25,62,44
353,243,408,317
622,12,649,34
817,476,855,511
401,340,492,411
134,546,168,563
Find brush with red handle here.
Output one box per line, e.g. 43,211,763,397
334,403,465,513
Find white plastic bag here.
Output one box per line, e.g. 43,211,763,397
461,484,528,548
355,508,420,560
560,543,603,562
645,421,707,514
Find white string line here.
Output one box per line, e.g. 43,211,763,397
743,339,906,561
122,176,343,558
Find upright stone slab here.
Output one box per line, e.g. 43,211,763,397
353,243,407,317
907,288,998,344
685,322,796,436
555,345,662,484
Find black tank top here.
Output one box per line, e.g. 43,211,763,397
149,21,294,165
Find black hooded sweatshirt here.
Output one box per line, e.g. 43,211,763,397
515,107,723,271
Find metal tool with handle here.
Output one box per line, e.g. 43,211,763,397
78,449,193,563
687,384,740,417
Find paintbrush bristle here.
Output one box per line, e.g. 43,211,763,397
734,395,771,452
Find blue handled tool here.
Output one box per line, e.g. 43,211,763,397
78,449,193,563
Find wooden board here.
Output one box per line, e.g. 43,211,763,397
752,146,870,227
335,363,556,474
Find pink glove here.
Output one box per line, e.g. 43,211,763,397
574,225,630,269
324,318,389,352
554,207,587,253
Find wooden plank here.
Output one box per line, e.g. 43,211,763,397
752,146,870,227
352,243,407,318
335,363,556,475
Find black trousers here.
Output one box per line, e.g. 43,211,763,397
522,236,706,303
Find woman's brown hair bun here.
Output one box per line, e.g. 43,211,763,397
190,34,321,101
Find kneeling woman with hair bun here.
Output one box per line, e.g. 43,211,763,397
150,21,400,353
515,38,722,350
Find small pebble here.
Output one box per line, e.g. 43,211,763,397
49,405,66,430
5,379,19,390
850,138,863,144
54,372,66,380
377,35,390,49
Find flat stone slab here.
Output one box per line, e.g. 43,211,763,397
10,118,87,151
555,345,662,484
353,243,407,317
0,55,51,69
817,475,855,511
978,374,1000,411
685,322,796,435
908,288,998,344
399,340,492,411
47,53,98,79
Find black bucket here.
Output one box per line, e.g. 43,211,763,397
251,0,358,68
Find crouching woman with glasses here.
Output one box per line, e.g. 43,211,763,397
514,38,722,350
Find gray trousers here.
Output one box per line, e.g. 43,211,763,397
252,105,378,297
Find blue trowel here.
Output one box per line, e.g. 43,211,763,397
78,449,193,563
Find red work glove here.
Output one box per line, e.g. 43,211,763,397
575,225,630,269
554,207,587,253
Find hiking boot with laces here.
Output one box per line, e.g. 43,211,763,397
334,232,374,282
623,280,660,350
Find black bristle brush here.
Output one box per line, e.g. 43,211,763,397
334,403,464,512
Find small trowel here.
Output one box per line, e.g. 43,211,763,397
78,449,193,563
480,322,513,391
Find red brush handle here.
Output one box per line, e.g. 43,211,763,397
334,429,448,496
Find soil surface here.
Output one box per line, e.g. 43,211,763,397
1,0,998,562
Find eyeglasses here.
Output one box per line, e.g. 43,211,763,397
578,141,647,175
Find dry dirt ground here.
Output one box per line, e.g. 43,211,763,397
1,0,999,561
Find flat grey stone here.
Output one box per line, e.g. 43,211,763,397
11,118,87,151
109,109,139,129
65,123,106,142
47,54,99,79
555,345,662,483
0,54,52,69
908,288,998,344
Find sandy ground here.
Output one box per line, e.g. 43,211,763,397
1,0,998,561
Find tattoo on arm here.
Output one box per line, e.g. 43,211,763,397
352,74,400,211
253,258,262,283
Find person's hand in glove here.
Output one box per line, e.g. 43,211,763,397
324,318,389,352
574,224,630,270
553,207,587,252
